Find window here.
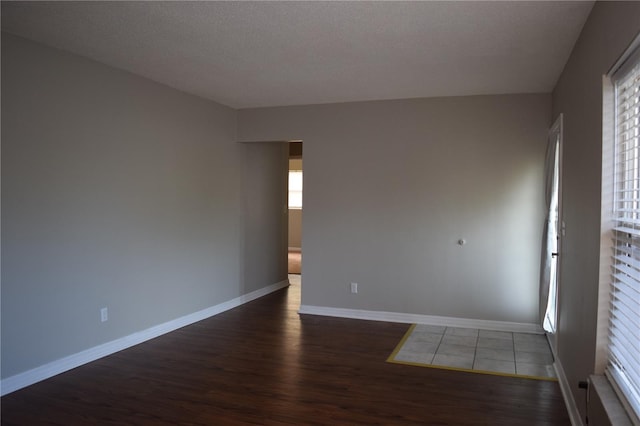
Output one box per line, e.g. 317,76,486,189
609,44,640,421
288,170,303,209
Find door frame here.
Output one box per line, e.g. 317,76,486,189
547,113,563,351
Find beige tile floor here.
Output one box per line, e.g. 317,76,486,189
391,324,556,379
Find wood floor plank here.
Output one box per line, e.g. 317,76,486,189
1,281,570,425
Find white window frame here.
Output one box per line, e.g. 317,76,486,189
601,36,640,425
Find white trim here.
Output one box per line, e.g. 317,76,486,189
597,75,616,375
605,370,640,426
298,305,543,334
591,374,635,426
0,280,289,396
550,337,584,426
609,32,640,80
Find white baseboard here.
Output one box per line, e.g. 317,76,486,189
549,336,583,426
298,305,543,334
1,279,289,396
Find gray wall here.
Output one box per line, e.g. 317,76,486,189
288,209,302,249
239,94,550,323
242,142,289,293
551,2,640,422
1,34,285,379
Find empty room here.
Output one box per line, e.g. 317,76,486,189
2,1,640,425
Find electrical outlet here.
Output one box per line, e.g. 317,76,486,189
100,307,108,322
350,282,358,294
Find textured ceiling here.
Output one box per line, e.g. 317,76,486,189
1,1,594,109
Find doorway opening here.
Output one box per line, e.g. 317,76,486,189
542,115,563,342
288,141,303,284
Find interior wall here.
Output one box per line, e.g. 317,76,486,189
550,2,640,421
239,94,550,324
243,142,289,293
288,210,302,249
1,34,251,379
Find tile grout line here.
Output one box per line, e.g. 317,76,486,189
471,329,479,370
430,327,446,365
512,332,518,375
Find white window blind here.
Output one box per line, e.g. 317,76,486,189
288,170,303,209
610,47,640,420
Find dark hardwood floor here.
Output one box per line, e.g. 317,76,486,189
2,280,570,425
